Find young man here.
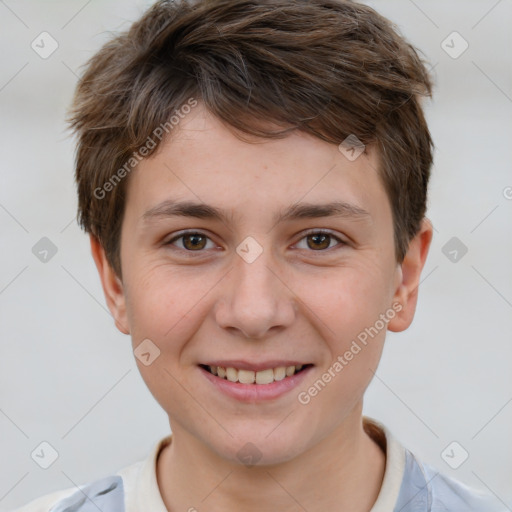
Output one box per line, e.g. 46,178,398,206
15,0,507,510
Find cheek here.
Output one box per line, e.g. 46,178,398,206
122,265,203,413
123,263,202,343
293,259,391,398
297,258,392,341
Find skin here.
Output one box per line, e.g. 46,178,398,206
91,102,432,512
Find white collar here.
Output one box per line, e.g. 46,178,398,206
120,416,406,512
364,417,406,511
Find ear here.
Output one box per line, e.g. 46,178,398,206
387,218,433,332
89,234,130,335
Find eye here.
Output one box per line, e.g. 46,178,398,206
294,230,345,251
165,229,346,254
166,231,216,252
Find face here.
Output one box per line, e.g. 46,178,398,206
93,102,431,466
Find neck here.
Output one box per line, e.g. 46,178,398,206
157,406,386,512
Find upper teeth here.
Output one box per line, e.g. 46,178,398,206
209,365,303,384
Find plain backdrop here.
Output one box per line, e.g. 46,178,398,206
1,0,511,510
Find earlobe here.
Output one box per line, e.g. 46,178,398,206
387,218,433,333
89,235,130,335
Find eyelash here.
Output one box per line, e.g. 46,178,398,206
165,229,346,255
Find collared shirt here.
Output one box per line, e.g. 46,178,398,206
13,417,507,511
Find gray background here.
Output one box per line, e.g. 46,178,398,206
1,0,511,509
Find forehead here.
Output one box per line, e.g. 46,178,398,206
125,104,390,228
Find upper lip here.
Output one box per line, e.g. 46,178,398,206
200,360,311,372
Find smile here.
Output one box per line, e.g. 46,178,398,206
200,364,311,384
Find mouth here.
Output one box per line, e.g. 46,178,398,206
199,363,313,385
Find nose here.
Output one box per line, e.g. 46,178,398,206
214,250,297,340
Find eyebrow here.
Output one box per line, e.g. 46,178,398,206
141,199,371,225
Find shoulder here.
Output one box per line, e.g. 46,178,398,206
396,449,507,512
12,473,130,512
11,434,172,512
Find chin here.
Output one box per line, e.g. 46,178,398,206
204,423,312,467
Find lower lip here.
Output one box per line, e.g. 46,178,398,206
199,365,313,402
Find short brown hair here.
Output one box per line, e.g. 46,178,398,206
67,0,434,278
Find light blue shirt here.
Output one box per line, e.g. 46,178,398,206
14,418,509,511
394,449,507,511
44,454,507,512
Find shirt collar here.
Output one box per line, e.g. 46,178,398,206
363,416,407,512
126,416,406,512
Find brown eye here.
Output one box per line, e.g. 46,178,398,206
167,232,213,251
182,233,207,250
307,233,331,250
295,230,345,251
